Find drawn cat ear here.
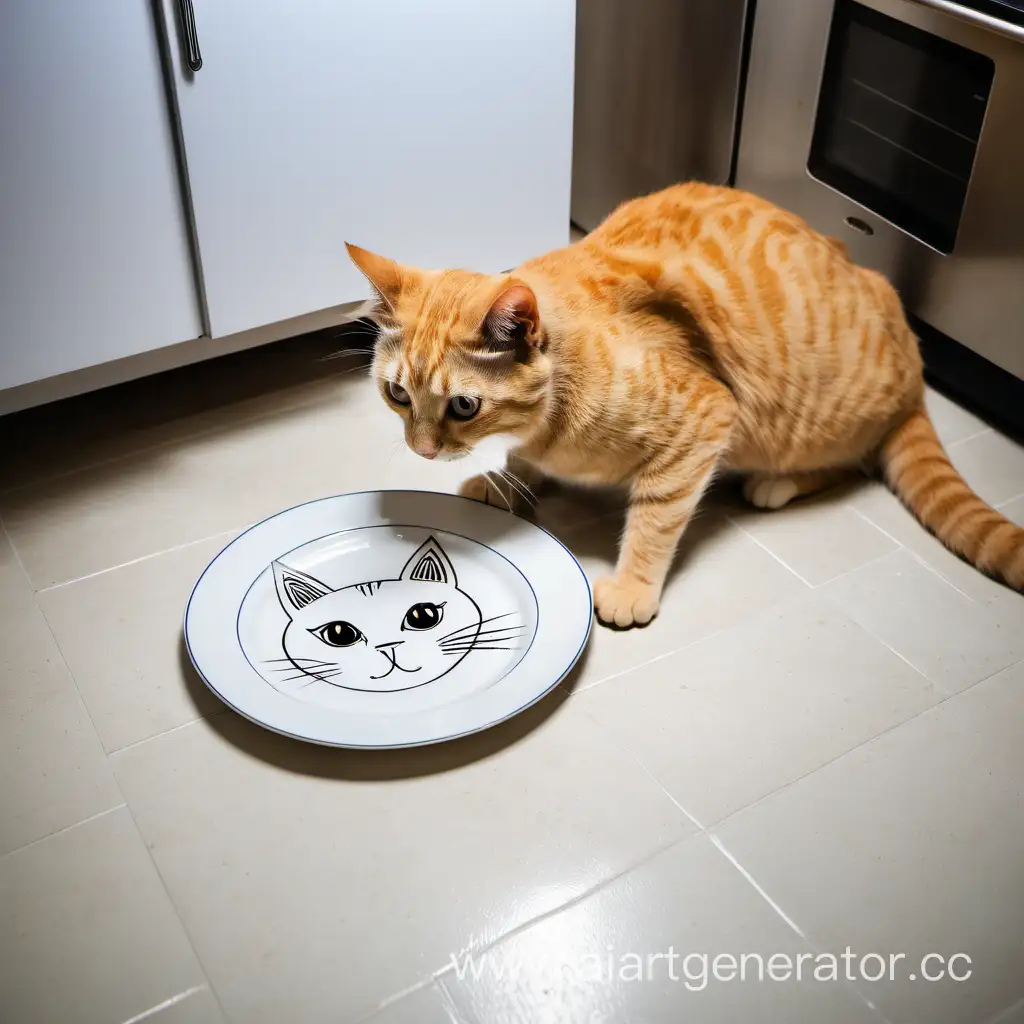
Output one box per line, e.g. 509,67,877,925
482,280,542,360
272,561,333,616
400,536,457,586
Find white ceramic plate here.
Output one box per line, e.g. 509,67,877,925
184,490,592,748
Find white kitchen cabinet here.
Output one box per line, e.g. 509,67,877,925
161,0,575,338
0,1,202,392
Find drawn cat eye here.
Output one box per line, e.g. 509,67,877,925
387,380,411,405
447,396,480,420
313,620,364,647
402,602,445,631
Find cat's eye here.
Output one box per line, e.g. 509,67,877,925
313,621,363,647
447,395,480,420
402,602,445,631
387,380,411,405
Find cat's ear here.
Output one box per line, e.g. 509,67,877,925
273,561,333,617
400,536,457,586
482,280,542,360
345,243,407,318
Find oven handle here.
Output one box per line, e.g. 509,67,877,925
906,0,1024,44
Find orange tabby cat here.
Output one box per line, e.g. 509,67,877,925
347,182,1024,627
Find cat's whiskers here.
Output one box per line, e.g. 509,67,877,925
501,469,536,508
317,347,376,362
484,470,514,512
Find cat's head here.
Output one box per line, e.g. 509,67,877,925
346,243,552,464
271,537,483,692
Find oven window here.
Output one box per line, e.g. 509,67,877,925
808,0,994,253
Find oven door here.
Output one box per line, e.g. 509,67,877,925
735,0,1024,381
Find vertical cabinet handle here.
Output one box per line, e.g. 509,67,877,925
176,0,203,72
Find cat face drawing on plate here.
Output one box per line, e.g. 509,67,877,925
270,536,522,693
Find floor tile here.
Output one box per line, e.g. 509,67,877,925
143,986,224,1024
728,483,897,586
0,533,121,855
821,549,1024,694
997,493,1024,527
0,379,469,589
0,807,206,1024
38,534,232,752
361,984,463,1024
715,662,1024,1024
551,509,808,691
946,429,1024,507
924,387,990,447
442,835,878,1024
579,595,940,826
0,328,369,491
852,481,1024,609
111,695,692,1024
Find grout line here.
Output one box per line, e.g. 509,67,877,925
565,583,818,700
808,545,903,590
707,834,809,940
1,514,139,862
350,976,441,1024
945,426,993,451
707,836,895,1023
430,833,701,984
120,985,208,1024
1,513,37,594
903,547,980,603
996,489,1024,511
985,995,1024,1024
0,804,127,861
38,527,248,592
707,650,1023,845
815,588,940,686
848,504,909,553
725,514,815,588
435,978,475,1024
562,643,692,697
109,709,231,757
576,703,707,833
119,801,230,1023
848,506,982,604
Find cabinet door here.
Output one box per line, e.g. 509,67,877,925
161,0,575,338
0,1,202,391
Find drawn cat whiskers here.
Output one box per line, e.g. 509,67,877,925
438,611,526,655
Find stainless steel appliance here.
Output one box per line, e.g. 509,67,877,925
736,0,1024,383
571,0,749,231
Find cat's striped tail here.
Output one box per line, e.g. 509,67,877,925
879,406,1024,591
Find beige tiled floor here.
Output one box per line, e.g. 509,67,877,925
1,329,1022,1024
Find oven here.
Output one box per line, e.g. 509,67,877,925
735,0,1024,390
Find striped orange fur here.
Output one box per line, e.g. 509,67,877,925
348,182,1023,627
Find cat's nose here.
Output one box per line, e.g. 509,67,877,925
411,440,439,460
375,640,403,650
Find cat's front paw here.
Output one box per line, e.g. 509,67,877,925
459,473,504,507
458,473,530,514
593,575,660,629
